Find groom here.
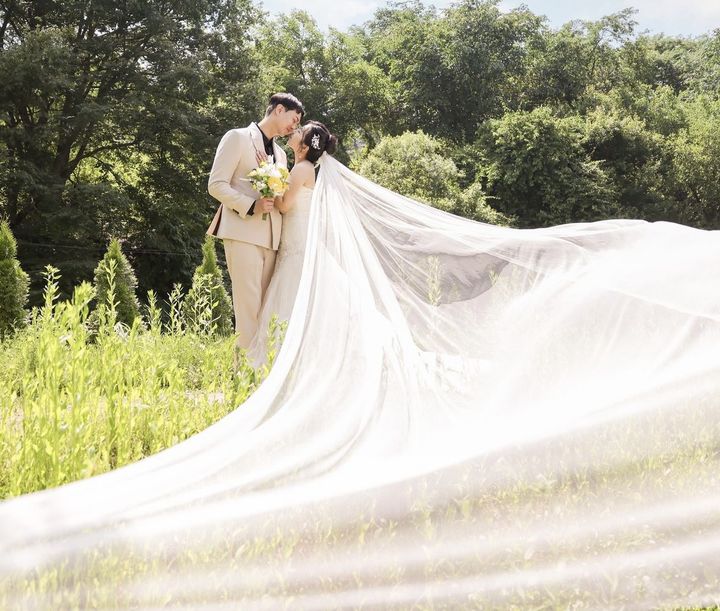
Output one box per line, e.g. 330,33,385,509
207,92,304,348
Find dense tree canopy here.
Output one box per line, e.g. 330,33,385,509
1,0,718,304
0,0,263,300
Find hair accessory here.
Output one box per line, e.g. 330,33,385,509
311,134,321,150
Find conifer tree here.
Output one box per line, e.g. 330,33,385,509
184,237,233,336
0,221,29,336
93,238,141,327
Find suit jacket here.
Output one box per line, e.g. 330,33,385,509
206,123,286,250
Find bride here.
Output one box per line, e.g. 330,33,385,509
248,120,337,362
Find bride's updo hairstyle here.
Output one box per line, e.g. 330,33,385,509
302,121,337,163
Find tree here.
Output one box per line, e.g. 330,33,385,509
355,131,511,225
668,97,720,229
439,0,544,132
183,237,233,336
362,0,440,134
355,131,461,204
521,10,640,109
477,107,618,227
363,0,544,141
257,11,394,158
93,238,141,328
693,30,720,93
257,11,330,133
621,35,703,94
0,220,29,336
0,0,264,302
582,109,671,221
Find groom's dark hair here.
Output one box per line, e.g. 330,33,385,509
265,93,305,118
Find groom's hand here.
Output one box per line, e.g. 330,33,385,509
258,197,274,214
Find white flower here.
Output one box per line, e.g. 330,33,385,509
311,134,321,150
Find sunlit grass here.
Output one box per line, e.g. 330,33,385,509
0,265,283,500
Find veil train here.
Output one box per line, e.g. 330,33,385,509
1,154,720,609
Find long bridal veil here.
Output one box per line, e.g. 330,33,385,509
2,154,720,609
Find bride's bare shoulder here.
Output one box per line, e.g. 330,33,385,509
290,160,315,187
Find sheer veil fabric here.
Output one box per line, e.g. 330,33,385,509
1,154,720,609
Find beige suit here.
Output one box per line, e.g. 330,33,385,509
207,123,287,348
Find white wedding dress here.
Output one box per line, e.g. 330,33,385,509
2,154,720,609
248,184,314,363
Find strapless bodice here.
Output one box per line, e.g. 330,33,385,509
277,185,314,259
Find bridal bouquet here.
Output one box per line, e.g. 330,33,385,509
247,156,290,220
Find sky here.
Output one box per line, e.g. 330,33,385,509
259,0,720,37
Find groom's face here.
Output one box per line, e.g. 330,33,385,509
277,106,303,136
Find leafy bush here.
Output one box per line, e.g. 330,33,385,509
582,108,670,220
477,107,618,227
355,131,512,225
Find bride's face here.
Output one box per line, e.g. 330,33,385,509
288,127,306,155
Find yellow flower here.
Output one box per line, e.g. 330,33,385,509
267,176,284,194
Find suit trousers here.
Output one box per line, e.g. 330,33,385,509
223,239,276,349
